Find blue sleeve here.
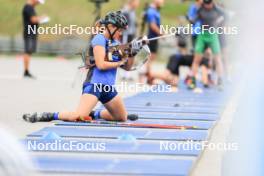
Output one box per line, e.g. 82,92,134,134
188,5,196,21
91,34,106,47
147,9,156,24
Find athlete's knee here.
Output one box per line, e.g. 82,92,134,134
114,111,128,122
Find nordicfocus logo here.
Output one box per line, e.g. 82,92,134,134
27,140,106,151
160,140,239,151
27,24,105,35
93,82,172,93
160,24,238,35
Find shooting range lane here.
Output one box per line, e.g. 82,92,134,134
99,107,221,114
24,89,227,175
55,119,215,129
24,138,202,156
27,126,209,141
34,156,193,175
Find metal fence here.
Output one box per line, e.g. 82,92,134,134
0,35,183,59
0,35,88,56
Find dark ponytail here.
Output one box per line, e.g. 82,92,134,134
93,20,105,36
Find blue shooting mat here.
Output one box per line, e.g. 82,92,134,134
105,111,218,121
27,127,209,141
97,103,221,114
100,107,221,114
128,95,223,104
129,90,225,98
24,82,228,175
124,99,224,107
34,156,193,175
124,103,222,109
24,139,202,156
125,100,223,109
124,95,222,102
55,119,215,130
125,97,225,105
125,98,225,106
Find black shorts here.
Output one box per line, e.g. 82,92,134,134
167,55,182,75
24,36,37,54
167,55,195,75
166,54,210,75
82,83,118,104
148,40,158,53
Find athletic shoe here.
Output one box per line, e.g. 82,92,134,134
24,71,36,79
127,114,138,121
23,112,54,123
203,84,209,88
186,76,196,89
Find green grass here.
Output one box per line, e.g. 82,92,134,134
0,0,191,39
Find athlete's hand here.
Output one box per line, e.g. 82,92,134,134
118,58,128,67
129,36,148,57
131,39,143,53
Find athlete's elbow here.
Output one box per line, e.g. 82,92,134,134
96,63,108,70
96,65,106,70
95,60,105,70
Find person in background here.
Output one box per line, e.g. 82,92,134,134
187,0,203,49
140,2,150,36
121,0,140,81
145,0,164,84
138,2,150,83
217,2,231,81
186,0,226,89
149,30,211,90
22,0,49,78
122,0,139,44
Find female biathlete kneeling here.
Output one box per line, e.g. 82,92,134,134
23,11,141,123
